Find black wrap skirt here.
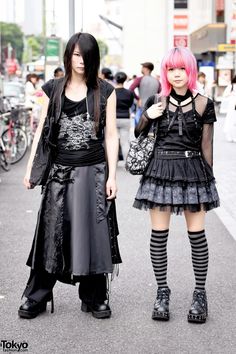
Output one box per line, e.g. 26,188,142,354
27,162,121,283
133,154,220,214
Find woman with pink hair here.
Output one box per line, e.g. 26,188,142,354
133,47,219,323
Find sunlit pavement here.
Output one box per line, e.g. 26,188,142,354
214,113,236,241
0,123,236,353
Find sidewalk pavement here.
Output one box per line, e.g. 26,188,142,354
213,113,236,240
0,115,236,354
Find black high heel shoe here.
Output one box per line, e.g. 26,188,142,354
81,301,111,319
188,289,208,324
18,293,54,319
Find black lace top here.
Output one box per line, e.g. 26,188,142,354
135,91,216,167
42,79,114,166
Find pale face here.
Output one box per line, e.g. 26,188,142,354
71,45,84,76
167,67,188,91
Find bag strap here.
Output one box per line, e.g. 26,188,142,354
152,93,162,135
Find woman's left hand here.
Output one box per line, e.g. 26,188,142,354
106,177,117,200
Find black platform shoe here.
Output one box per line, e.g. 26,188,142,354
81,301,111,319
188,289,208,324
152,287,171,321
18,294,54,319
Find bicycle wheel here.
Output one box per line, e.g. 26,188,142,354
2,127,28,164
0,148,11,171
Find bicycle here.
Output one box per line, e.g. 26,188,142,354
1,110,28,164
0,132,11,171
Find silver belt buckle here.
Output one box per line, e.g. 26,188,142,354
185,151,191,157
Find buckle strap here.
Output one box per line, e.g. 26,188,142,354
156,150,201,159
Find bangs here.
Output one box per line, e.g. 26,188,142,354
165,48,186,70
160,47,198,96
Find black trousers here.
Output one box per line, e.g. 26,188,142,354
23,269,107,304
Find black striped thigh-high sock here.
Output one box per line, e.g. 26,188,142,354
150,229,169,288
188,230,209,290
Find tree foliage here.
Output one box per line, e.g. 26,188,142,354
23,35,44,62
97,39,108,59
0,22,24,63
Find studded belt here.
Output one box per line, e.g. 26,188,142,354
155,150,201,159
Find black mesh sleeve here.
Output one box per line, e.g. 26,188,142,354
201,123,214,167
134,95,155,137
202,98,217,124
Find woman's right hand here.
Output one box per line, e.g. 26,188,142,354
23,171,31,189
146,102,164,119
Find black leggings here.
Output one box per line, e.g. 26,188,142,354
23,269,108,304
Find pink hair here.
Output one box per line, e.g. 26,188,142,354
160,47,198,96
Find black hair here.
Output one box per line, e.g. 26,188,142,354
63,32,100,88
115,71,127,84
26,73,38,87
63,32,100,130
232,75,236,84
54,67,64,76
102,67,113,81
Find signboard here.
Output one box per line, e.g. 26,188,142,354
230,0,236,44
45,37,62,81
45,37,60,62
174,0,188,9
174,35,188,47
173,15,188,30
218,43,236,51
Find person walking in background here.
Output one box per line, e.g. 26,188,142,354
18,32,121,320
25,73,43,131
196,71,212,97
54,67,64,79
115,71,134,162
196,71,207,95
130,62,161,126
222,75,236,142
100,67,115,86
133,47,219,323
25,73,41,108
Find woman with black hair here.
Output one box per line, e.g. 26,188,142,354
18,32,121,320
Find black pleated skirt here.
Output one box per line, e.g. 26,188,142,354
133,155,220,214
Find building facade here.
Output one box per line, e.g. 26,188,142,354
122,0,216,76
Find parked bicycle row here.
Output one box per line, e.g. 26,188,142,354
0,105,36,172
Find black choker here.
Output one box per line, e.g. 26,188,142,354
170,89,192,103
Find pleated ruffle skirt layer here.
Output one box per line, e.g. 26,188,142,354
133,155,220,214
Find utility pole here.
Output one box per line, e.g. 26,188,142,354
69,0,75,37
42,0,46,38
81,0,84,32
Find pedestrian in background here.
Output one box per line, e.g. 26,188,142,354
133,47,219,323
18,32,121,320
130,62,161,126
54,67,64,79
115,71,134,162
196,71,212,97
100,67,115,86
24,73,41,108
222,75,236,142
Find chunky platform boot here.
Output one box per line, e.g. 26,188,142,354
18,293,54,319
81,301,111,319
152,287,171,321
188,289,208,324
